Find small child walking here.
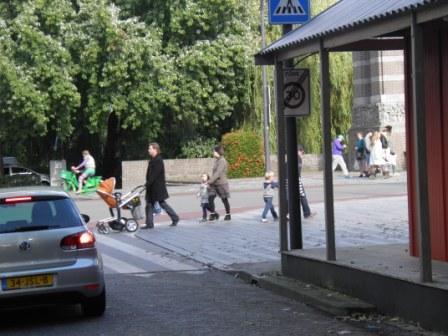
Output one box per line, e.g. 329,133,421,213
198,173,211,222
261,171,279,222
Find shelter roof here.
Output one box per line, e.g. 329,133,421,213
256,0,446,64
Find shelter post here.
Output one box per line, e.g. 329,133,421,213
275,59,289,251
410,11,432,282
319,39,336,261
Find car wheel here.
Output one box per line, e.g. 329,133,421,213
82,289,106,317
126,219,138,232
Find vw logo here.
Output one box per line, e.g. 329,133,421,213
19,241,31,251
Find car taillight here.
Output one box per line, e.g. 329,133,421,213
4,196,32,204
61,231,96,250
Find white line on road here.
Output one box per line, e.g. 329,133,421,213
102,254,146,274
97,234,201,272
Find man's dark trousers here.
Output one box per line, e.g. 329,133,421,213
145,200,179,228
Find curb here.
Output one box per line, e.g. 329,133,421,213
225,270,376,317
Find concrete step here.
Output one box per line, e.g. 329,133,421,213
228,270,376,316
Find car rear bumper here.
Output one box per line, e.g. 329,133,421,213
0,257,104,307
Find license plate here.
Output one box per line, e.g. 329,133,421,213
2,274,53,291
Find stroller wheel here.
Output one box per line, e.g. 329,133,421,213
96,222,110,234
125,219,139,232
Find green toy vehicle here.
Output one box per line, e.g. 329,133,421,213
60,170,102,193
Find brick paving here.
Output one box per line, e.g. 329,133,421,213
136,195,408,270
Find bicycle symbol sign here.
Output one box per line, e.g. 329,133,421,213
283,68,310,117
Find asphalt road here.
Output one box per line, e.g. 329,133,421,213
0,271,429,336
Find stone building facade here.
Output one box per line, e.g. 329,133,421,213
349,50,406,170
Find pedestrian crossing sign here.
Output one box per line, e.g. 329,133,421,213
268,0,310,25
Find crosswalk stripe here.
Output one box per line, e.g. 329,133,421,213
97,235,199,271
102,254,146,274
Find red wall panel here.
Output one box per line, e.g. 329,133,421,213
423,29,446,260
442,29,448,260
408,23,448,261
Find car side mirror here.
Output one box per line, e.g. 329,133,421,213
81,214,90,223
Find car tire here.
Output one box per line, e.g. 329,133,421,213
82,289,106,317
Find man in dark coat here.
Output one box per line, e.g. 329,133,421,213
143,143,179,229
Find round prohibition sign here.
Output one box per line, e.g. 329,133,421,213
284,82,305,109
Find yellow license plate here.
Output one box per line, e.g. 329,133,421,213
3,274,53,291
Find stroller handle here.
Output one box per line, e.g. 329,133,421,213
131,184,146,194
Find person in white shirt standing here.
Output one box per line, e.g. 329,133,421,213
71,150,96,194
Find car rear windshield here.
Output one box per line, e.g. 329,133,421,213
0,197,83,233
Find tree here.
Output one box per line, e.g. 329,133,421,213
64,1,171,180
0,0,170,183
295,0,353,153
115,0,260,156
245,0,352,154
0,0,80,173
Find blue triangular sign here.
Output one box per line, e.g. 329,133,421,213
275,0,305,15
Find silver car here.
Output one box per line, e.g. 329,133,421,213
0,188,105,316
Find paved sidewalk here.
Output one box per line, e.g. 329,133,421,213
136,195,408,271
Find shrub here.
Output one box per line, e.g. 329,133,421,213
222,130,264,178
179,137,217,158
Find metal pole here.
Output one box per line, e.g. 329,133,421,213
260,0,271,172
411,11,432,282
275,59,289,252
319,39,336,261
283,24,302,250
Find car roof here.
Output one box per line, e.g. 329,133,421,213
0,187,69,199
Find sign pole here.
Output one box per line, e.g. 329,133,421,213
268,0,310,251
261,0,271,172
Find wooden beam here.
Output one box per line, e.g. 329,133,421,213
275,59,289,252
330,38,405,52
319,40,336,262
411,10,432,283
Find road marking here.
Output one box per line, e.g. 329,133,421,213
102,254,146,274
97,235,200,272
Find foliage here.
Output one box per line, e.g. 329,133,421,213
292,0,352,153
0,0,80,145
65,1,170,137
222,130,264,178
114,0,260,156
0,0,354,179
295,51,353,153
179,137,217,159
0,0,170,176
245,0,352,155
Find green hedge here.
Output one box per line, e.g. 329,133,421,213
222,130,264,178
179,137,216,158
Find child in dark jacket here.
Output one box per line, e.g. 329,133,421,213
261,171,279,222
